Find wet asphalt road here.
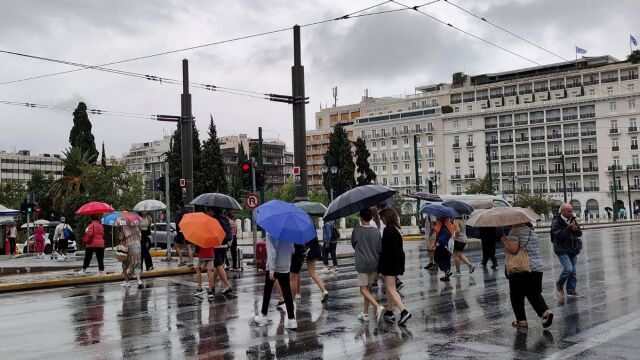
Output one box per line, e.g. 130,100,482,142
2,226,640,359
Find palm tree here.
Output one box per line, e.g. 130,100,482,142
48,147,95,213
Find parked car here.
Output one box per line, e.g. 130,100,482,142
148,222,176,249
21,233,77,255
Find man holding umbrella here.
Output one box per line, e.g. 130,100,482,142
209,207,233,295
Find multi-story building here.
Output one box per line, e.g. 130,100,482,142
122,136,170,186
0,150,64,183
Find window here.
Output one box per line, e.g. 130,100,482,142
392,151,398,160
392,127,397,135
403,125,409,134
631,118,638,128
509,99,515,105
453,135,460,145
373,166,378,172
405,176,411,185
469,166,475,176
453,120,459,129
382,165,387,172
415,123,421,132
403,150,410,160
589,89,596,96
383,178,388,186
415,136,421,146
454,107,460,113
467,135,473,144
392,139,398,146
360,131,366,138
467,105,473,111
610,102,617,112
467,119,473,127
454,151,460,161
455,167,461,176
613,157,620,166
372,153,378,161
372,129,377,137
608,87,614,95
381,140,386,147
418,162,422,170
611,120,618,129
456,184,462,194
428,148,434,158
403,138,409,146
421,100,427,108
632,137,638,149
427,135,434,143
630,100,636,110
468,151,474,161
429,161,435,169
427,122,434,132
431,99,437,107
393,177,399,186
393,164,398,171
633,156,640,166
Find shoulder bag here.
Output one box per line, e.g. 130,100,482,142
505,231,531,276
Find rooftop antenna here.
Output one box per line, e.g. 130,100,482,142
332,86,338,107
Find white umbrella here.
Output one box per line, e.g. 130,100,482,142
466,207,540,227
133,199,167,212
33,219,50,226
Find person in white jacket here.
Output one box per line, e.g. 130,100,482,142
53,217,72,261
254,233,297,329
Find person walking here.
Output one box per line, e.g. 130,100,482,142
379,208,411,325
322,219,339,273
501,223,554,329
80,214,105,275
209,208,232,295
119,224,143,289
53,217,72,261
551,203,583,298
254,232,297,329
34,224,46,258
423,214,437,271
7,222,17,256
226,211,238,270
304,237,330,302
138,211,154,271
193,243,215,300
174,201,194,267
432,217,458,282
351,208,385,323
452,217,475,277
480,227,499,269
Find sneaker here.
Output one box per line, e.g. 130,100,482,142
58,255,67,262
566,292,584,298
178,261,187,267
120,281,130,287
469,265,476,274
254,313,269,326
77,269,86,275
188,263,195,268
276,301,286,311
285,318,297,330
99,271,105,276
137,281,143,289
321,290,329,303
555,284,565,297
148,266,154,271
384,311,396,324
396,280,404,290
398,310,412,326
357,313,370,322
193,288,205,297
424,263,436,270
439,275,451,282
222,287,233,295
452,271,462,278
330,267,338,273
375,306,385,323
207,290,214,300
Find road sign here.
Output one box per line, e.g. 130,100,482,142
293,166,300,176
180,178,186,187
246,193,260,209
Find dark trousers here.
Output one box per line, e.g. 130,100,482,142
229,236,238,268
261,272,294,319
8,237,16,255
140,234,154,271
322,242,337,267
508,271,549,322
481,237,497,266
83,247,105,271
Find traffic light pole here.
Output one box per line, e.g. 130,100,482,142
26,211,30,254
164,161,172,262
258,127,265,204
151,168,156,200
180,59,194,204
292,25,308,201
251,158,258,264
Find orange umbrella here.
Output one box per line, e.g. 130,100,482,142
178,212,225,248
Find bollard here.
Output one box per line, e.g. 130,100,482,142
235,219,243,239
339,218,346,229
318,219,324,241
243,218,251,239
410,216,416,227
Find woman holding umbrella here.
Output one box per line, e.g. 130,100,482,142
138,211,154,271
432,217,458,282
79,214,106,275
119,220,143,289
451,216,475,277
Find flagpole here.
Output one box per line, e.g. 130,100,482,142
575,45,578,69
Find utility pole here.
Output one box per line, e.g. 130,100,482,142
181,59,194,204
251,158,258,264
151,168,156,200
561,154,567,203
164,161,172,261
258,127,265,205
627,166,632,219
413,135,421,211
292,25,308,201
613,165,619,221
486,144,493,195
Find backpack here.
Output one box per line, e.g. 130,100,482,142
331,222,340,241
63,226,75,241
435,221,452,246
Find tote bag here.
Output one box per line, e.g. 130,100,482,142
505,232,531,275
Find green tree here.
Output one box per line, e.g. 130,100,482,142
514,189,554,215
200,115,227,193
266,177,295,202
230,142,248,199
323,123,355,196
100,142,107,168
465,173,493,194
68,102,99,164
354,137,376,186
0,181,27,210
48,147,94,219
628,50,640,64
26,169,55,219
166,122,203,208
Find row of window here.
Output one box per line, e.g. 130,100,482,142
361,122,435,138
0,159,63,166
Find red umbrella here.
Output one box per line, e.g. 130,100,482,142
76,201,115,216
115,211,143,226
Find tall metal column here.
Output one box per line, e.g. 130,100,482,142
292,25,308,201
413,135,421,211
180,59,194,203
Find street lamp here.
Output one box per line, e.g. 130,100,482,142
429,170,441,194
510,174,517,206
330,166,338,202
323,165,338,203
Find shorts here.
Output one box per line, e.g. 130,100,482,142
454,241,466,252
198,259,214,270
290,252,305,274
175,232,187,245
305,238,322,261
357,272,378,287
213,247,227,267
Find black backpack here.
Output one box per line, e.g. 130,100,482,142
331,223,340,241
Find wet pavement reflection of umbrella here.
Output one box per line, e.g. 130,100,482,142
257,200,316,244
420,203,459,218
442,200,474,216
133,200,167,212
466,207,540,227
190,193,242,210
406,192,443,202
76,202,115,216
323,185,396,221
178,212,225,248
294,201,327,217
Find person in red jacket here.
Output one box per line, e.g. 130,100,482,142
79,214,105,275
34,224,46,257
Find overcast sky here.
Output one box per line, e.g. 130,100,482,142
0,0,637,157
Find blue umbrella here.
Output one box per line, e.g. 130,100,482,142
420,203,459,219
102,211,122,226
256,200,316,244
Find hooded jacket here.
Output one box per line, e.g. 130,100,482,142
550,214,582,255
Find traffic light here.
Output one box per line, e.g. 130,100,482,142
256,169,266,190
241,161,253,189
156,176,165,190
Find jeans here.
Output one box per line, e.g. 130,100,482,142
322,242,337,267
261,272,294,319
557,254,578,294
8,237,16,255
83,247,105,271
508,271,549,321
140,235,154,271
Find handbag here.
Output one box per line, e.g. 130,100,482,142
505,232,531,275
447,237,455,254
116,243,128,262
82,223,93,245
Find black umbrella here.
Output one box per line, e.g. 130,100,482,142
190,193,242,210
442,200,474,216
604,207,613,212
323,185,396,221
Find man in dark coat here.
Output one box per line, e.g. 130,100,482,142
551,203,583,298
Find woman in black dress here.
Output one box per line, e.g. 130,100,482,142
379,209,412,326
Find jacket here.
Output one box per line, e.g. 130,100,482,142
323,220,337,244
84,220,105,248
378,226,405,276
550,214,582,256
266,233,294,273
351,224,382,273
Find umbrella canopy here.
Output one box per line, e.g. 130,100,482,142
76,201,115,216
102,211,122,226
179,212,225,248
323,185,396,221
256,200,316,244
406,192,443,202
0,204,20,216
604,207,613,212
420,203,460,219
133,199,167,212
190,193,242,210
115,212,143,227
294,201,328,217
442,200,474,216
33,219,50,226
469,200,494,210
466,207,540,227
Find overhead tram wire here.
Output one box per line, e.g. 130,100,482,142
390,0,542,66
0,100,161,120
0,0,440,87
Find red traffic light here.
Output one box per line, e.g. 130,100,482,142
242,163,250,171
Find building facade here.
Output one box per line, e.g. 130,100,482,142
121,136,170,186
0,150,64,183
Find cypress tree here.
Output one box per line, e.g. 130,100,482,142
101,142,107,168
200,115,227,193
323,123,355,196
354,137,376,186
68,102,99,164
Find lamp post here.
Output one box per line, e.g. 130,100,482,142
323,165,338,203
429,170,441,194
330,166,337,202
510,174,517,206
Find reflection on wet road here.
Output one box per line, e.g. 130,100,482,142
2,226,640,359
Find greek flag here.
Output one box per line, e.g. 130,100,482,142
632,34,638,46
576,46,587,54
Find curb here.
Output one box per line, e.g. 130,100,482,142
0,266,195,293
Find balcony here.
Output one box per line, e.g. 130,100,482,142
532,152,546,158
583,187,599,191
517,171,531,176
548,151,563,157
583,80,599,86
612,146,620,151
454,158,460,163
500,138,513,144
629,126,638,133
514,120,528,126
601,77,619,83
463,97,475,103
501,154,514,160
485,124,498,129
499,122,513,127
608,165,623,171
466,142,475,147
628,164,640,170
535,87,549,92
563,115,578,120
547,134,562,139
489,155,499,161
532,170,547,175
530,118,544,124
610,185,624,190
630,185,640,190
609,128,619,134
485,139,499,144
450,99,462,104
516,154,530,159
451,191,463,195
464,174,476,179
547,116,561,122
580,113,595,119
477,95,489,100
564,132,579,138
516,137,529,142
450,175,462,180
531,135,545,141
567,168,581,174
564,150,581,155
550,85,565,90
583,167,598,172
581,131,596,137
621,74,639,80
501,172,515,177
504,92,517,97
452,143,460,148
490,93,503,99
468,157,475,162
519,89,533,95
566,82,582,88
533,188,548,193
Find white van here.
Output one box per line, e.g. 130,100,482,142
438,194,512,208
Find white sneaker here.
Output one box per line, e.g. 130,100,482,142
287,303,297,318
276,301,286,311
357,313,370,322
120,281,130,287
98,271,105,276
254,313,269,326
77,269,86,275
376,306,385,323
285,318,298,330
295,293,302,300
